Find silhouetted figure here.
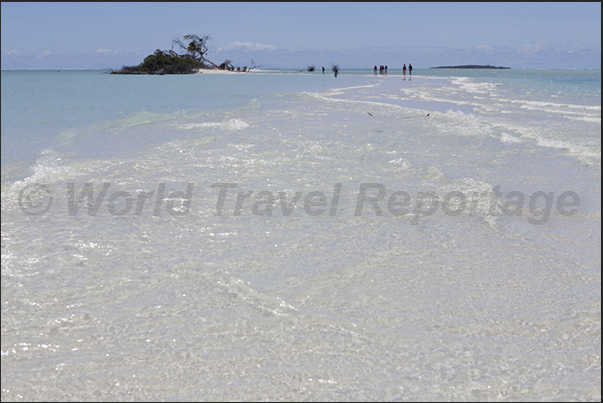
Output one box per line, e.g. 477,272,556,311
374,65,378,75
409,64,413,75
385,65,388,74
402,64,406,76
322,66,325,74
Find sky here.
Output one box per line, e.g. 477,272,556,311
1,2,601,69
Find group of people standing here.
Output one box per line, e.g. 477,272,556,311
374,65,389,75
373,64,413,76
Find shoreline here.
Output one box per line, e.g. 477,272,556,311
194,68,269,74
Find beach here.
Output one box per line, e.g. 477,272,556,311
1,68,601,401
194,68,269,74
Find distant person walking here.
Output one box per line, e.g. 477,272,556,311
402,64,406,75
374,65,378,75
385,65,388,74
322,66,325,74
409,64,413,75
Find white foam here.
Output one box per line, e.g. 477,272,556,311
451,77,500,94
10,150,69,187
503,99,601,111
567,116,601,123
520,132,602,160
500,133,522,143
388,157,412,170
222,119,250,130
179,118,250,131
435,110,494,137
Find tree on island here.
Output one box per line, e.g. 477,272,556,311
111,33,256,75
172,34,218,68
140,49,203,74
111,48,203,75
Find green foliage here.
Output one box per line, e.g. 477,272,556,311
181,34,209,61
111,49,204,75
139,49,203,74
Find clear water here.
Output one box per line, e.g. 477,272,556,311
1,68,601,401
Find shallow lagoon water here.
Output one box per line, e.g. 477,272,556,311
1,69,601,401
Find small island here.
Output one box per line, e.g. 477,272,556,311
430,65,511,69
110,34,258,75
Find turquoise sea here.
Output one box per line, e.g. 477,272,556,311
1,68,601,401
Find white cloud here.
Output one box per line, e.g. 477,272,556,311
520,42,550,54
96,48,112,53
217,41,277,52
6,49,22,56
37,50,52,58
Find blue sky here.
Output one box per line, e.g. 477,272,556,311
1,2,601,69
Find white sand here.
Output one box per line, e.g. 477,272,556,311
194,68,268,74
